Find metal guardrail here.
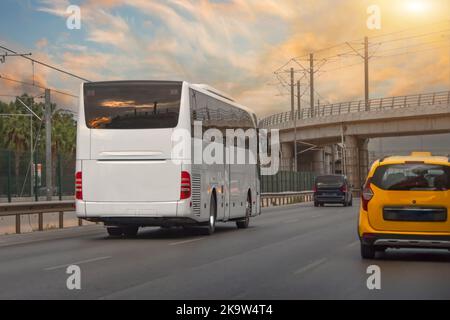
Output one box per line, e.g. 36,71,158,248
0,193,315,235
0,200,77,234
261,191,314,208
259,90,450,128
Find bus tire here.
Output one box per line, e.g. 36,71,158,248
107,227,123,237
236,193,251,229
202,193,217,235
123,226,139,238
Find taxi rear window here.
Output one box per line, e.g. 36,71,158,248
372,163,450,191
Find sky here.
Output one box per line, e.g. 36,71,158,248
0,0,449,120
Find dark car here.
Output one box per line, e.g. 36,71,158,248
313,175,352,207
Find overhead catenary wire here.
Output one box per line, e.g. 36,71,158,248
273,24,450,106
369,19,450,39
0,44,91,82
293,19,450,60
369,29,450,46
371,44,450,59
277,26,450,71
370,37,450,55
0,74,79,98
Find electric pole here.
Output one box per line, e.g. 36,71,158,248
309,53,314,117
345,36,370,111
364,36,369,111
296,80,302,172
290,67,295,116
45,89,52,201
290,68,297,172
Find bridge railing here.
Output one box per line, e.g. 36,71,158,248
259,90,450,128
0,200,79,234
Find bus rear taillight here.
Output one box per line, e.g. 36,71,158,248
75,171,83,200
180,171,191,200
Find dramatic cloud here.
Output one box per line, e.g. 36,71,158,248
1,0,448,118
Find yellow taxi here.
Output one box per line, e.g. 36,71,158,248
358,152,450,259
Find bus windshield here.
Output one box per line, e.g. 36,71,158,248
84,81,182,129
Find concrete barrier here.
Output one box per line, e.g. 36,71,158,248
261,191,314,208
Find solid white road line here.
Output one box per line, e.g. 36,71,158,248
346,240,360,248
293,258,327,275
169,237,206,246
0,227,103,248
44,256,112,271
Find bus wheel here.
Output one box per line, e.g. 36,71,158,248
202,194,216,235
123,226,139,238
106,227,123,237
236,193,251,229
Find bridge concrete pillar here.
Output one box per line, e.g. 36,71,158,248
281,142,294,171
323,146,333,174
331,144,337,174
312,149,325,175
358,139,369,185
344,136,369,195
297,151,314,172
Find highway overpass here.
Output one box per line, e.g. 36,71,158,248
259,90,450,192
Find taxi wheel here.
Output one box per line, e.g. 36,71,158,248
361,243,376,259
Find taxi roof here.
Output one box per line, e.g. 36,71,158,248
376,152,450,166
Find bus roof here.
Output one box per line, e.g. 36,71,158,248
81,80,259,127
189,82,257,123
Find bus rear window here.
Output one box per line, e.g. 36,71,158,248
84,81,182,129
372,164,450,191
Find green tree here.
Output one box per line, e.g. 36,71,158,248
1,99,33,195
51,111,77,189
1,94,77,196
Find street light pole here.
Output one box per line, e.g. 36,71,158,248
45,89,52,201
290,68,298,172
15,97,42,197
364,36,369,111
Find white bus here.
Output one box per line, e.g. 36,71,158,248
75,80,261,237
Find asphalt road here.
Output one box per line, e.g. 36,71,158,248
0,200,449,300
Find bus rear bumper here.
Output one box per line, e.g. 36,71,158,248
85,216,200,227
76,200,199,225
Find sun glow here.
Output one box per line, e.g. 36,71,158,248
405,0,429,13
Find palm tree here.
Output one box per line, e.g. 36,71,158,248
2,102,32,195
1,94,77,197
51,111,77,191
